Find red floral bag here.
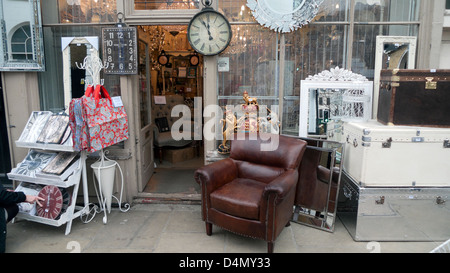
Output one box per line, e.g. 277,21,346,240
82,85,129,152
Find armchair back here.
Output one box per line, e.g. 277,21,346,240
229,133,306,184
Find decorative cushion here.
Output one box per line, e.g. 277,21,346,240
155,117,170,132
210,178,266,220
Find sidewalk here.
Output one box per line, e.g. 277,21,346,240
5,203,443,253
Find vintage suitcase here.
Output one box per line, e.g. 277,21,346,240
378,69,450,127
338,171,450,241
342,120,450,187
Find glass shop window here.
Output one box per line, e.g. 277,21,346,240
57,0,117,23
353,0,421,22
447,0,450,9
10,25,33,61
217,0,421,136
134,0,200,10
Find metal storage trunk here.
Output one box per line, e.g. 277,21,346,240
338,171,450,241
342,120,450,187
377,69,450,127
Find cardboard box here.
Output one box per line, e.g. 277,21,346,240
163,146,195,163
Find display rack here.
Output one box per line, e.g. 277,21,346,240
8,112,91,235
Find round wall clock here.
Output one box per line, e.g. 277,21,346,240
37,185,63,219
190,53,200,66
158,51,169,66
187,1,232,56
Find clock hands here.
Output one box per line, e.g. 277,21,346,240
201,19,214,41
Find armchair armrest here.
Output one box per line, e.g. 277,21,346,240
263,169,299,200
194,158,238,193
150,123,160,141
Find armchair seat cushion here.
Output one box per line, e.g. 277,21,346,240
210,178,266,220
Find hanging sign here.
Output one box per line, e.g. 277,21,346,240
102,26,138,75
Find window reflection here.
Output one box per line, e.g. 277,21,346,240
219,25,278,98
11,25,33,61
134,0,200,10
352,24,418,79
217,0,420,137
354,0,420,22
58,0,117,23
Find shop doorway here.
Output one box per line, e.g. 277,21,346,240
137,25,204,202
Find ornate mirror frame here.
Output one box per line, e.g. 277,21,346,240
0,0,45,71
299,67,373,138
247,0,324,33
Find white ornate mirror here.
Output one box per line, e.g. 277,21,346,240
247,0,324,33
299,67,373,138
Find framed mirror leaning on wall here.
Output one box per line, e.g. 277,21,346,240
0,0,45,71
292,138,343,233
373,36,417,119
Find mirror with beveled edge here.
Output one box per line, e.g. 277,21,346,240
292,137,343,233
0,0,45,71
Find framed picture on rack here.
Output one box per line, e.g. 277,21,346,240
36,115,70,144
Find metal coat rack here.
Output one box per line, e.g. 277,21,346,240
76,53,129,224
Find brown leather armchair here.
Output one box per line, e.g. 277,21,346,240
194,133,307,253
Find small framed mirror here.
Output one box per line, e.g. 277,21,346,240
292,138,343,233
0,0,45,71
373,36,417,119
61,36,99,112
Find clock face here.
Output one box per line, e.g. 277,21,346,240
13,150,57,178
190,54,199,66
37,185,63,220
188,9,232,56
158,54,168,66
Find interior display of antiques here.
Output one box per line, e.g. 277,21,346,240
218,91,280,154
194,133,307,253
299,67,373,137
378,69,450,127
292,138,343,233
138,25,204,99
151,94,196,163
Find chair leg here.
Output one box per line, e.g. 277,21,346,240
206,222,212,236
159,147,163,163
267,242,274,253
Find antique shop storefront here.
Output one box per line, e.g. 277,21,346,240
0,0,448,208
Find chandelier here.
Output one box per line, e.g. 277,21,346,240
158,0,200,35
247,0,324,33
